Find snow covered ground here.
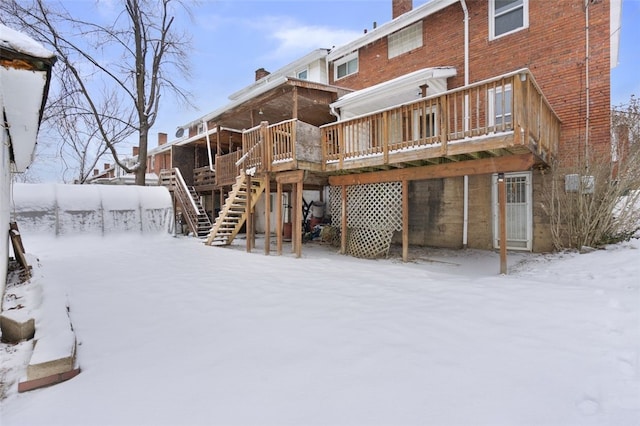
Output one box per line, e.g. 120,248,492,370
1,233,639,425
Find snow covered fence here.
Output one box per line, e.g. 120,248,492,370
11,184,174,236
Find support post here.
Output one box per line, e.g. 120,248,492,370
264,174,271,255
295,179,303,258
291,188,297,254
341,185,347,254
276,181,282,255
246,174,253,253
498,173,507,274
402,180,409,263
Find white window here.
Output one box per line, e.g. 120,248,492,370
490,0,528,39
388,21,423,59
334,52,358,80
296,68,308,80
488,84,513,130
196,123,204,134
492,172,532,250
411,108,437,140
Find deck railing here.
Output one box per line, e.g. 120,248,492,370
215,150,243,187
240,119,298,172
321,69,560,166
193,166,215,188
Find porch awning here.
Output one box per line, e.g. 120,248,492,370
331,66,456,120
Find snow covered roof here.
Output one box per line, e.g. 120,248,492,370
327,0,459,61
0,24,55,60
1,24,56,172
331,67,456,119
228,49,329,101
181,49,330,130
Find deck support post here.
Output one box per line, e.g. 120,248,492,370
264,173,271,255
294,179,303,258
276,181,283,255
246,174,253,253
340,185,347,254
402,180,409,263
498,173,507,274
291,188,296,254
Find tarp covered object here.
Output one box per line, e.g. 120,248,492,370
11,184,174,236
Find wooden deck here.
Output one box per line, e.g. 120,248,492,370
321,69,560,173
211,69,560,186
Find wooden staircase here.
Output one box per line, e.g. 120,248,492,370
186,186,213,238
206,170,266,246
161,168,212,238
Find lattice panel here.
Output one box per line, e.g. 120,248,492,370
329,182,403,258
346,228,395,258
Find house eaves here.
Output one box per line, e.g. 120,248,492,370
0,24,56,172
181,76,290,130
327,0,459,61
228,48,330,101
176,126,242,146
331,66,457,119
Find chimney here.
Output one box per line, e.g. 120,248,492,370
392,0,412,19
255,67,270,81
104,163,110,170
158,132,167,146
133,146,139,156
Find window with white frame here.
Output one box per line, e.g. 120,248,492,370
334,52,358,80
388,21,423,59
490,0,528,39
296,68,308,80
488,84,513,130
492,172,532,250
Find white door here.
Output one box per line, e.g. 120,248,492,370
492,172,532,250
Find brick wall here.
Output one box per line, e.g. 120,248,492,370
330,0,612,166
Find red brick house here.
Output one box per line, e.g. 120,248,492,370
158,0,621,260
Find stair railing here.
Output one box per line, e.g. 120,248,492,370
173,167,201,236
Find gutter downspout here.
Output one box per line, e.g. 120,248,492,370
460,0,470,248
203,120,215,172
584,0,591,170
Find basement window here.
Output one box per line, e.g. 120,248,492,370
388,21,423,59
490,0,529,39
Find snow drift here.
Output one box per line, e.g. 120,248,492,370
11,183,174,236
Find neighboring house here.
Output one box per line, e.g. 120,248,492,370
1,24,55,295
86,138,166,185
157,0,621,259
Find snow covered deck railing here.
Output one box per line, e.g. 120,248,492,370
320,69,561,171
216,119,322,186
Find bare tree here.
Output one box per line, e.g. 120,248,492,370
541,95,640,250
0,0,192,185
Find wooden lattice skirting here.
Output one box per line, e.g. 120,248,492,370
330,182,402,259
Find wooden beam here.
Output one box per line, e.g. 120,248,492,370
402,180,409,263
276,169,305,185
328,154,536,186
